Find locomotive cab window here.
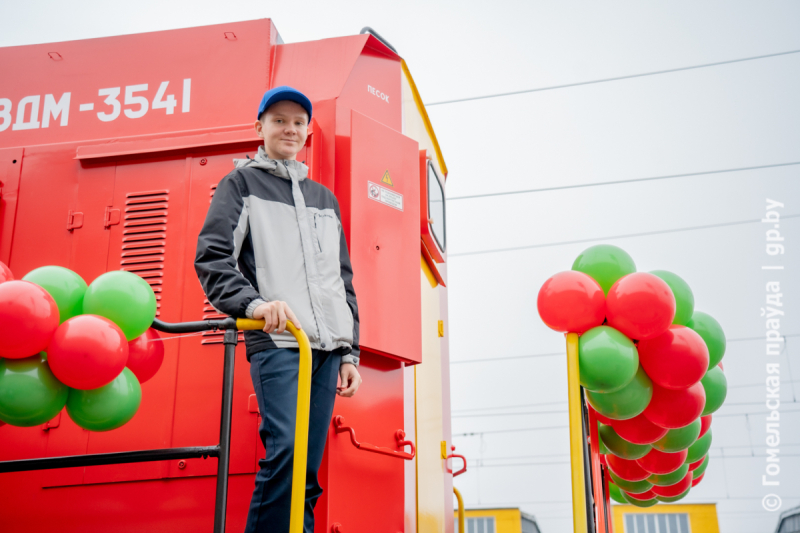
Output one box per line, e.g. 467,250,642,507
427,161,446,253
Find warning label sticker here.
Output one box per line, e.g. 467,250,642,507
368,181,403,211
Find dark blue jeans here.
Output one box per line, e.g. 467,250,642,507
244,348,341,533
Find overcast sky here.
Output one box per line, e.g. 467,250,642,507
2,1,799,532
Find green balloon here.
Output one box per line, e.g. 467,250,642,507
650,271,694,326
700,367,727,416
657,488,690,503
687,311,726,369
586,366,653,420
67,368,142,431
579,326,639,393
0,355,68,427
652,419,701,453
599,423,651,460
692,455,709,478
621,491,658,507
649,463,689,486
599,432,611,455
685,430,712,464
82,271,156,341
22,266,87,323
608,482,627,504
572,244,636,295
608,470,653,494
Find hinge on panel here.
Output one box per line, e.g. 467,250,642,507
66,210,84,231
103,207,121,229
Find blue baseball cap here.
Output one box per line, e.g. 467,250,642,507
257,86,312,121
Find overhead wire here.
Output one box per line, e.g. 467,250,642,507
450,333,800,364
453,408,800,436
453,400,567,413
447,161,800,201
426,48,800,106
450,214,800,257
453,425,568,437
452,402,799,419
464,453,800,469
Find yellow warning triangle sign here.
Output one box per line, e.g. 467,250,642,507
381,170,394,187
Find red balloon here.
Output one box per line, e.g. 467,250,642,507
537,271,605,333
718,362,724,371
699,414,712,438
651,472,692,497
625,489,657,501
127,328,165,384
688,456,705,471
47,315,129,390
0,261,13,283
638,325,709,390
589,404,616,425
606,273,676,340
636,447,688,475
611,413,669,445
643,381,706,429
692,474,704,487
606,454,651,481
0,281,60,359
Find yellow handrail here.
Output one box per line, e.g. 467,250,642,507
453,487,465,533
566,332,588,533
236,319,312,533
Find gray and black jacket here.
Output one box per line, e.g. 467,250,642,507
195,146,359,365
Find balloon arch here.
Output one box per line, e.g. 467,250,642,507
0,264,162,432
537,244,727,523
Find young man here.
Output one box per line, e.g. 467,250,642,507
195,86,362,533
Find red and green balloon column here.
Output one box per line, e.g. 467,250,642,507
537,245,727,529
0,262,164,432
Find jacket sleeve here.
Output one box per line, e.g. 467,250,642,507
195,172,265,319
335,201,360,366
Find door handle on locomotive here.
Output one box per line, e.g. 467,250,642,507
446,444,467,477
333,415,416,460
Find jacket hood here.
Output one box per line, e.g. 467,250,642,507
233,146,308,181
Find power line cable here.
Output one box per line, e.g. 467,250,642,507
451,351,563,364
467,453,800,469
453,400,567,413
460,443,800,463
453,409,800,435
451,389,799,416
450,214,800,257
453,409,568,418
453,401,798,418
447,161,800,201
451,334,800,364
453,425,568,437
426,49,800,106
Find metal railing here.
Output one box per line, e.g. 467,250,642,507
0,316,311,533
566,332,612,533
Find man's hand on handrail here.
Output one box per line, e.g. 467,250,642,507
252,301,302,334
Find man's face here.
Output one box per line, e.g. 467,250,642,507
254,100,309,160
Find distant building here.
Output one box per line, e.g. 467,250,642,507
455,508,542,533
611,503,720,533
775,504,800,533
